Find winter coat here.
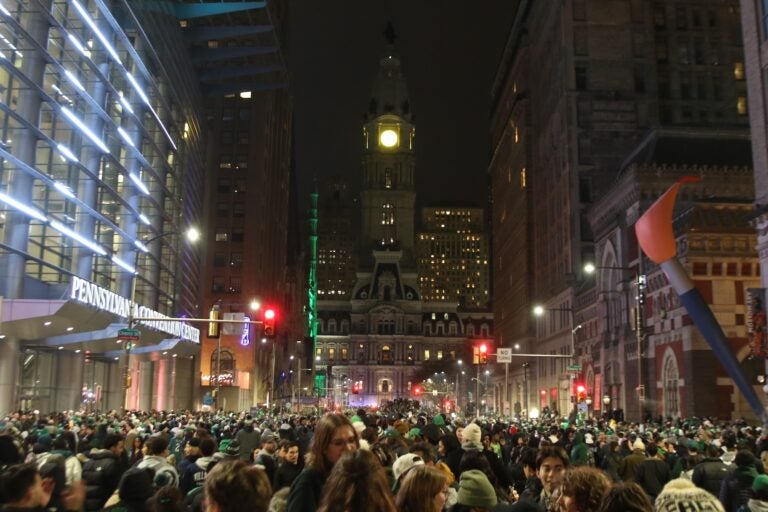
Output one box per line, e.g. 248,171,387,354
693,457,733,497
619,450,646,483
569,433,589,467
720,465,758,512
135,454,179,488
600,451,623,482
81,449,123,511
273,460,302,491
286,467,327,512
635,458,672,499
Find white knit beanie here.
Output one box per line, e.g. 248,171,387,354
655,478,725,512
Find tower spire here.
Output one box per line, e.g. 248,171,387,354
383,21,396,45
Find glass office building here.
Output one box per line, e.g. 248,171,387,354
0,0,205,413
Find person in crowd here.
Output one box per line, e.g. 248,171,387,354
449,469,497,512
286,414,358,512
130,436,146,466
102,467,156,512
461,423,511,491
177,438,201,485
517,446,569,512
0,462,85,512
150,485,184,512
594,482,653,512
273,440,301,491
235,418,261,463
179,437,215,495
654,478,725,512
136,435,179,489
558,466,611,512
409,442,436,467
255,431,278,483
46,436,81,486
693,443,733,497
204,460,272,512
317,449,396,512
634,442,672,500
393,453,426,493
719,450,759,512
458,450,511,505
81,433,127,511
619,438,646,483
569,431,589,467
598,441,621,482
742,473,768,512
396,464,450,512
0,435,22,469
433,462,458,509
437,434,461,476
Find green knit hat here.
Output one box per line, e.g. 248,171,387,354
457,470,497,508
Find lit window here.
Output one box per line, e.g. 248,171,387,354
737,96,747,115
734,62,745,80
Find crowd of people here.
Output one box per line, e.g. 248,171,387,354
0,406,767,512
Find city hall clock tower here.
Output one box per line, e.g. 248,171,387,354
360,24,416,267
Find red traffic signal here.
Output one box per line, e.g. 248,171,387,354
263,308,277,338
473,342,490,364
575,383,587,402
352,381,362,394
412,385,423,396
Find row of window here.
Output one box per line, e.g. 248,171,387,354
316,344,457,363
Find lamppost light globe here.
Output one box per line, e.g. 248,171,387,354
249,299,261,311
185,227,201,243
584,262,596,274
533,305,545,316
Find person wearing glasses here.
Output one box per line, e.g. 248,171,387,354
286,414,359,512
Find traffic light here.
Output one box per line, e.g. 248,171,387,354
412,384,423,396
472,342,490,364
352,381,362,394
208,304,221,338
575,383,587,402
479,343,488,364
263,307,276,338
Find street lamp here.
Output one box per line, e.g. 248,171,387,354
532,305,579,357
584,262,647,412
122,226,200,409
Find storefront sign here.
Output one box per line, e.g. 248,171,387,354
70,276,200,343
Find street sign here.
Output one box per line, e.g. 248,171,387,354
567,364,582,371
118,328,140,341
497,348,512,363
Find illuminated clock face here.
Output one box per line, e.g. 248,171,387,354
379,129,398,148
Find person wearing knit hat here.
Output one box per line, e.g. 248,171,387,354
744,474,768,512
456,469,498,510
619,438,648,483
655,478,725,512
462,422,483,450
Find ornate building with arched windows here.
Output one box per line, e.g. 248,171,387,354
313,27,492,410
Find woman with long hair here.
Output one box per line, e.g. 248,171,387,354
317,449,396,512
559,467,611,512
204,460,272,512
396,465,450,512
286,414,358,512
595,482,653,512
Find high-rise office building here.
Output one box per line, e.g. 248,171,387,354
417,207,490,309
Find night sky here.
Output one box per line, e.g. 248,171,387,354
288,2,516,209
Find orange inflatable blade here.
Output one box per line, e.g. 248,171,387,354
635,176,700,264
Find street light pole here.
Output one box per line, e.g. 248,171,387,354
122,227,200,410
